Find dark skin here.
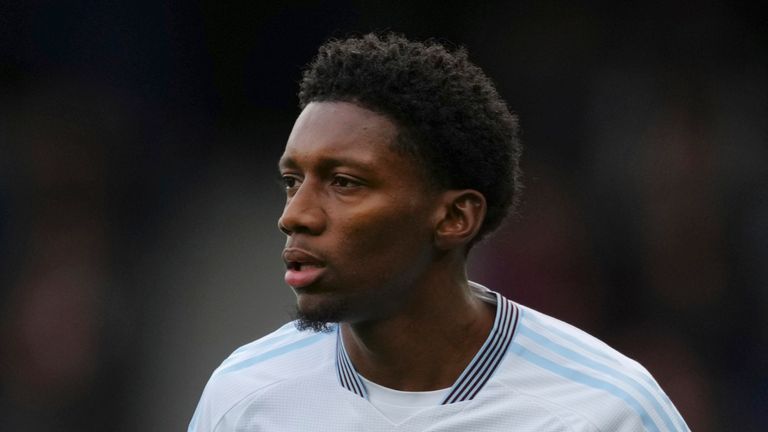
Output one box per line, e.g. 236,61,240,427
278,101,495,391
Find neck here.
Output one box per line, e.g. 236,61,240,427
340,262,495,392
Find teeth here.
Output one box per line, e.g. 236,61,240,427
288,262,320,271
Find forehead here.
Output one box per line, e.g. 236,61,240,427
280,101,405,169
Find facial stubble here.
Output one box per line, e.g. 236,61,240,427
292,296,350,333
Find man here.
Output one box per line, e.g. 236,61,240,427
189,33,689,431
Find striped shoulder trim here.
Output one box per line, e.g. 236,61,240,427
216,326,328,376
511,307,690,432
441,294,519,404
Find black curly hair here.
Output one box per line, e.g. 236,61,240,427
299,33,522,244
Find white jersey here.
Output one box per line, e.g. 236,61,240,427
189,283,689,432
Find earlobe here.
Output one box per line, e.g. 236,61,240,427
434,190,486,250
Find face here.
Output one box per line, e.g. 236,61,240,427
278,101,440,330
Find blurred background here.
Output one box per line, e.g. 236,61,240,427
1,1,766,430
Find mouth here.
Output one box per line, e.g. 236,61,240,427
283,248,326,288
286,261,321,271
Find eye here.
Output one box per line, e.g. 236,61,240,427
330,175,361,188
281,175,301,194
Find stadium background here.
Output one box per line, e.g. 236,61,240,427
1,1,766,430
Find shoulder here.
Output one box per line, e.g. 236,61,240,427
215,321,334,376
188,322,337,432
499,303,689,432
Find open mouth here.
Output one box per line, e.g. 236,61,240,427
282,248,326,288
286,261,321,271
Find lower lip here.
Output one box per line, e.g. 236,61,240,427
285,266,326,288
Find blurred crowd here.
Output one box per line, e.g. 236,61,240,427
471,65,768,431
1,2,766,431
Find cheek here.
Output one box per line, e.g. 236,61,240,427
337,206,432,266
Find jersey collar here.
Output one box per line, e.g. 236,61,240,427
335,284,520,404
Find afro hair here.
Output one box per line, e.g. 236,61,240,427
299,33,522,243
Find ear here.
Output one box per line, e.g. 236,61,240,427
433,190,487,251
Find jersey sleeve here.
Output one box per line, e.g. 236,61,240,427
188,382,218,432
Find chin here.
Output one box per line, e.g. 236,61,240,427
293,294,349,333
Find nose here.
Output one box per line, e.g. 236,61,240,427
277,183,326,236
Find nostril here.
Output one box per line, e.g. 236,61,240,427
277,195,325,235
278,221,291,235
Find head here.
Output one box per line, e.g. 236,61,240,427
279,33,522,331
299,33,522,243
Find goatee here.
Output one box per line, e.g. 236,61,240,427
292,301,349,333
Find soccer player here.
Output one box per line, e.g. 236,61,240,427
189,33,689,431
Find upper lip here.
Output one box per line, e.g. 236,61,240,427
282,247,324,268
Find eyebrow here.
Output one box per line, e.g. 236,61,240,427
278,155,376,174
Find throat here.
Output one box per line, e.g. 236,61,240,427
340,292,495,392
